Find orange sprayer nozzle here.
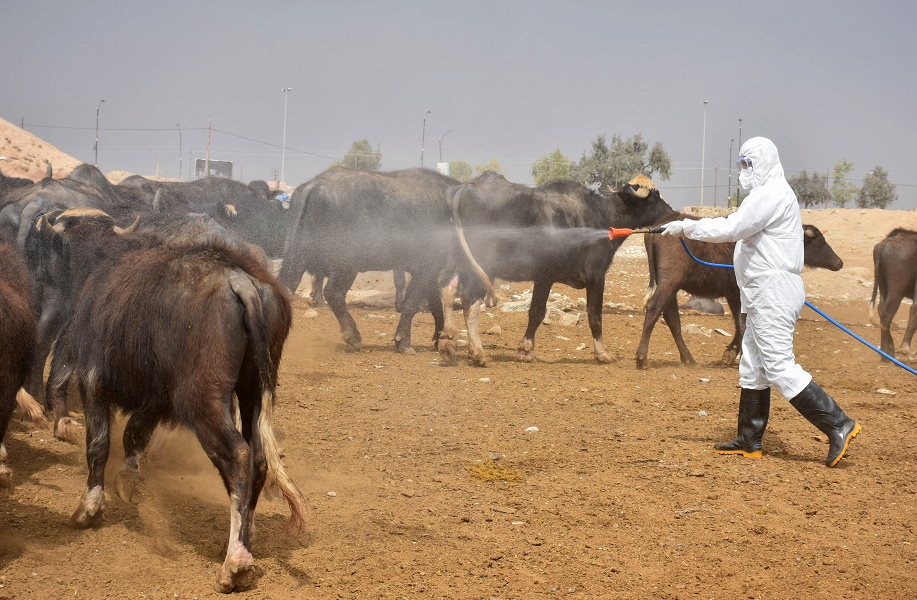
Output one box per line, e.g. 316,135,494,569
608,226,665,240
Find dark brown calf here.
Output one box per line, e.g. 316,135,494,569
869,228,917,359
0,240,37,493
40,209,306,593
636,217,843,369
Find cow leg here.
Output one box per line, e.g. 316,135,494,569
721,295,744,366
72,385,110,527
636,289,668,369
115,412,159,504
898,297,917,361
236,375,268,544
877,294,903,358
463,298,489,367
29,299,67,407
309,273,326,307
324,271,361,350
392,273,428,354
188,401,257,593
661,297,696,366
0,386,16,495
45,345,81,444
584,278,612,364
426,285,445,349
518,281,552,363
438,275,460,365
393,270,407,313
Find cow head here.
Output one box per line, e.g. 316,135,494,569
40,208,140,236
803,224,844,271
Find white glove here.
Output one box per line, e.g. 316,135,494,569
661,220,686,237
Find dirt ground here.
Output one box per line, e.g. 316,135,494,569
3,208,917,599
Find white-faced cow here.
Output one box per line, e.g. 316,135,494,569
37,208,306,593
869,228,917,359
278,166,459,354
440,174,676,366
636,215,844,369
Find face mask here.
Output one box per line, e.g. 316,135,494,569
739,169,754,190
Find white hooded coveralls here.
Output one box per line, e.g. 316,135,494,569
674,137,812,399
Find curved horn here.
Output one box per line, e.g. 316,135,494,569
45,162,53,179
114,216,141,235
152,188,163,213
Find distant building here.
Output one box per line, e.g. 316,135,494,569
194,158,233,179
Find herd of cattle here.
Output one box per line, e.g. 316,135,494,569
0,162,912,591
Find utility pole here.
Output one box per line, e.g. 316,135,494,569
94,99,105,167
700,100,708,206
420,110,431,168
713,164,718,208
735,118,743,206
205,119,212,178
177,123,182,181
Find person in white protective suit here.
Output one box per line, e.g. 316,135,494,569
661,137,861,467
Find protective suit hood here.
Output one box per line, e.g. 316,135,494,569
739,137,785,190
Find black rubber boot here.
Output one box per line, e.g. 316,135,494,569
714,388,771,458
790,380,862,467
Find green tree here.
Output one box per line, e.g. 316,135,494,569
789,170,829,209
531,148,572,185
857,166,897,209
831,159,856,208
331,140,382,170
474,158,506,177
449,160,473,183
570,133,672,190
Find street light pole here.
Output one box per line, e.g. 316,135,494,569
177,123,182,181
94,99,105,167
736,118,743,205
700,100,708,206
420,110,431,168
728,138,734,205
281,87,292,186
438,129,454,162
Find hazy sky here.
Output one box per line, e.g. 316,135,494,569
3,1,915,210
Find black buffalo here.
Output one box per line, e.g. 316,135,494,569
441,174,676,366
37,208,306,592
116,175,289,257
869,228,917,359
278,166,459,353
0,238,37,493
636,217,844,369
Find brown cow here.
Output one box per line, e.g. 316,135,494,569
869,228,917,359
636,215,844,369
0,239,37,493
38,208,306,593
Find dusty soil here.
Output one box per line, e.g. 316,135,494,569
4,198,917,598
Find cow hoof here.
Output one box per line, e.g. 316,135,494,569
54,417,83,444
636,357,648,370
470,353,490,368
517,350,536,363
115,469,145,504
0,467,10,497
71,503,104,528
439,340,458,366
595,352,613,364
215,551,255,593
720,348,739,365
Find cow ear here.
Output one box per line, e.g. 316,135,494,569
114,216,141,235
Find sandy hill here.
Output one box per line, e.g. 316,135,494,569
0,116,82,180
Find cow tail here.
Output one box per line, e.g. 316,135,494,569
16,388,49,428
229,272,308,535
642,235,657,310
869,246,881,327
449,185,499,306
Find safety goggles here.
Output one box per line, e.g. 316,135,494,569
737,155,753,170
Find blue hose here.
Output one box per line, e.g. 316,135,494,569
679,239,917,377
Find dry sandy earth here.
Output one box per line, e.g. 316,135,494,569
2,118,917,598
